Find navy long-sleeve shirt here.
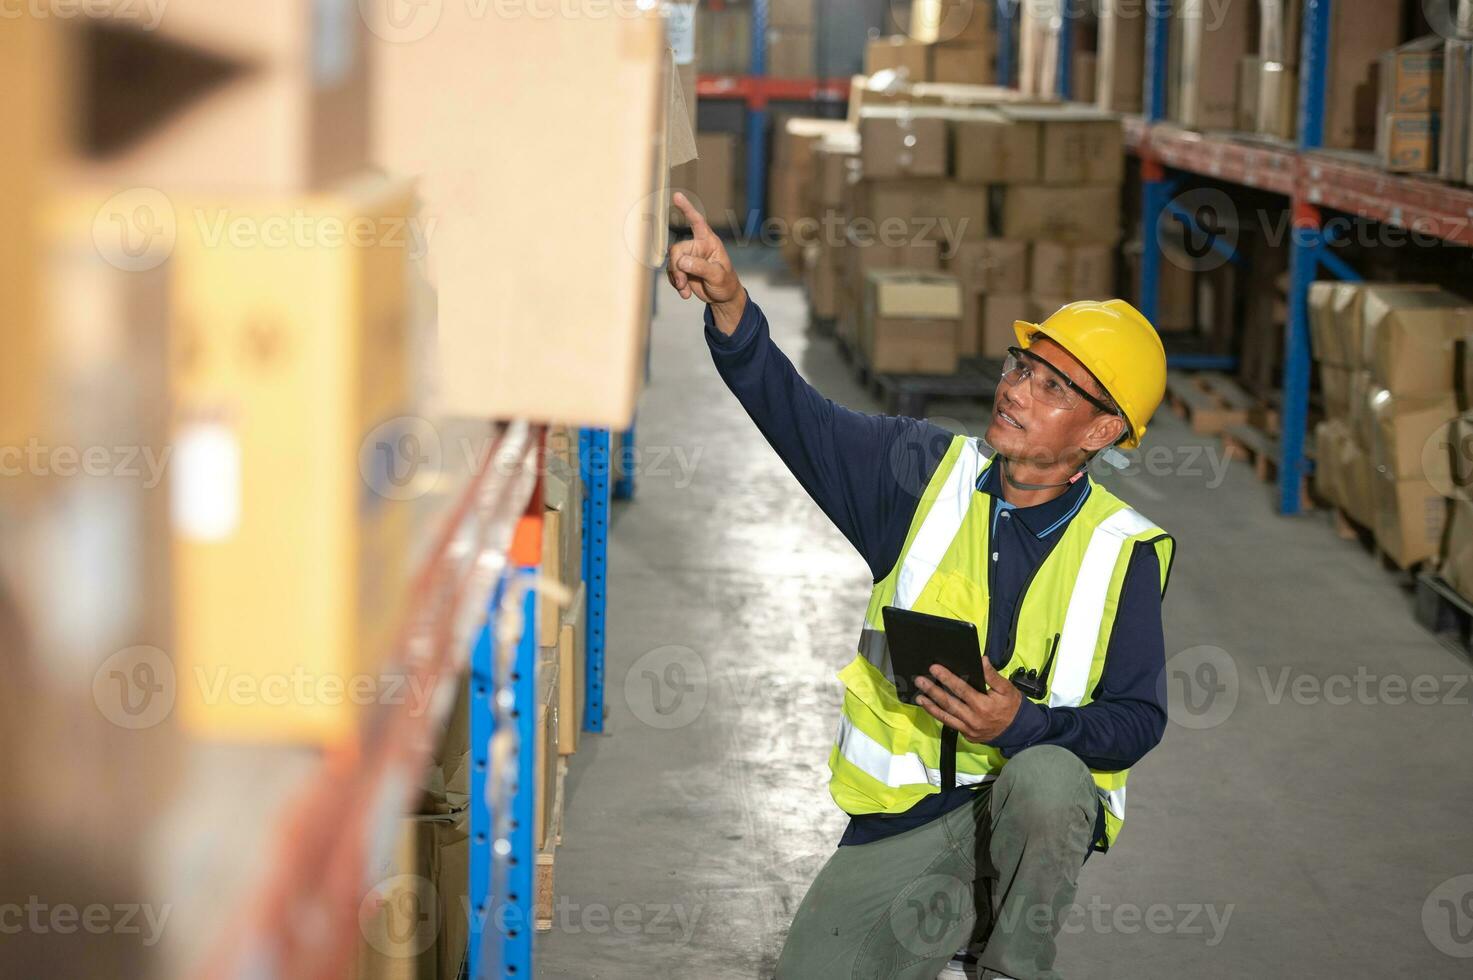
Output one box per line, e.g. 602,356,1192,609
705,297,1169,849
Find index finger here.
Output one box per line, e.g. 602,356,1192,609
672,192,711,237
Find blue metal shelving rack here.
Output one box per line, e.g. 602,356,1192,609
467,425,610,978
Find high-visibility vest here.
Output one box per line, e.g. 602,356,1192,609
827,435,1174,850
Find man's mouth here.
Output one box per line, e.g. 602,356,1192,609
995,406,1024,430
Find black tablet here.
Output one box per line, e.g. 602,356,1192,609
881,605,988,705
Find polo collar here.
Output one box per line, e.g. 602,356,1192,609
976,455,1091,540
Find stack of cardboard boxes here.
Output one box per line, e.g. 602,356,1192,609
1378,37,1446,173
864,0,998,86
1096,0,1146,113
768,0,817,78
773,117,858,272
1311,282,1473,569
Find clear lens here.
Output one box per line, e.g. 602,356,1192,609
999,351,1079,411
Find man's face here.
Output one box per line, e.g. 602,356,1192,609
985,337,1124,469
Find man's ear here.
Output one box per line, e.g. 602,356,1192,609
1081,413,1126,454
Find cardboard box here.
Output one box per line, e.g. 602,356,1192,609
74,2,370,192
1338,434,1375,526
559,582,586,754
945,239,1029,294
688,131,741,228
1320,364,1352,419
1382,36,1446,114
1324,0,1404,150
845,234,944,287
697,4,752,73
1372,470,1449,568
1171,0,1256,131
355,818,428,978
1442,499,1473,601
806,243,844,319
954,109,1042,183
814,134,861,208
1237,56,1263,132
1029,242,1115,298
980,294,1033,358
534,653,560,850
1000,185,1122,244
861,271,962,374
1364,287,1473,394
1370,390,1458,482
866,37,931,81
911,0,995,44
174,176,415,744
1442,40,1473,184
1313,419,1347,507
860,108,950,177
1338,282,1442,369
1350,371,1378,449
1097,0,1146,113
931,44,996,86
373,5,665,427
1074,52,1098,104
1309,280,1356,367
537,468,583,646
768,0,815,28
0,12,57,462
1009,107,1126,186
1257,62,1298,140
767,28,815,78
1378,113,1441,173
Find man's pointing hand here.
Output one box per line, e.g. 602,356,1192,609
667,192,747,335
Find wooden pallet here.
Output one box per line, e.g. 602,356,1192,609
1221,423,1313,512
1165,371,1254,435
1413,573,1473,663
534,758,567,932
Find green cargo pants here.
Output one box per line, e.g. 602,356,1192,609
774,745,1100,980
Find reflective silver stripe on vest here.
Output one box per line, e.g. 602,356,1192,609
894,439,988,610
858,627,892,681
836,715,996,790
1048,507,1158,708
1099,785,1126,820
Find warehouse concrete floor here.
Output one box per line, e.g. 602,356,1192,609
537,248,1473,979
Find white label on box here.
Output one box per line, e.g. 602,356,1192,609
172,422,241,541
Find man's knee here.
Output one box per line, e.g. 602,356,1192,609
992,745,1096,829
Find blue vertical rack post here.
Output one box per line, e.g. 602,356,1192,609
995,0,1015,86
1055,0,1073,100
469,566,539,979
1138,0,1173,328
744,0,769,237
1275,0,1335,514
580,428,610,734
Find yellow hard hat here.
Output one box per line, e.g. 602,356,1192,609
1013,299,1166,450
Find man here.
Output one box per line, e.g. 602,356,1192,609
666,194,1174,980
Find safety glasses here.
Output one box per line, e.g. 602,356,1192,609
1000,347,1120,416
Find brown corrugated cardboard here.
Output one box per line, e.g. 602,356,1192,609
1074,52,1098,104
1364,287,1473,393
1370,390,1458,482
805,243,844,319
1097,0,1145,113
1441,40,1473,184
1029,242,1115,298
931,44,996,86
1006,107,1126,186
1342,438,1375,526
862,270,962,374
1378,113,1441,172
860,108,950,177
954,109,1042,183
1309,280,1354,366
534,654,559,850
1238,56,1263,133
911,0,994,44
769,0,815,28
559,582,586,754
1000,185,1122,244
1442,499,1473,600
1257,62,1298,140
374,4,665,427
1313,420,1343,507
1338,282,1441,370
1372,470,1449,568
1382,36,1446,114
1172,0,1256,131
1323,0,1403,149
945,239,1029,294
767,28,815,78
690,132,741,227
866,37,931,81
75,2,370,192
1350,372,1378,449
1320,364,1352,419
697,5,752,73
981,295,1033,358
